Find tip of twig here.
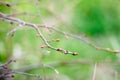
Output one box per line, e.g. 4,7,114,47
40,45,45,48
72,52,78,56
0,2,11,7
113,50,120,54
56,48,78,56
5,59,16,66
6,3,11,7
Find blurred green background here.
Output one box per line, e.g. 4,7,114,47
0,0,120,80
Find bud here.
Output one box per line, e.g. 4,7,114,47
6,3,11,7
72,52,78,56
36,34,39,37
113,50,120,53
55,39,60,42
106,48,110,51
64,50,68,54
56,48,61,51
40,45,44,48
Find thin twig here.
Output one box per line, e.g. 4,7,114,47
13,71,42,79
92,63,97,80
45,6,120,54
7,25,23,37
46,26,120,54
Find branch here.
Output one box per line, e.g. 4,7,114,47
0,12,120,54
0,12,78,56
15,60,120,72
15,60,93,72
0,60,15,80
0,60,42,80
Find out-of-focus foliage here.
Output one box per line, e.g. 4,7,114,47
0,0,120,80
73,0,120,36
